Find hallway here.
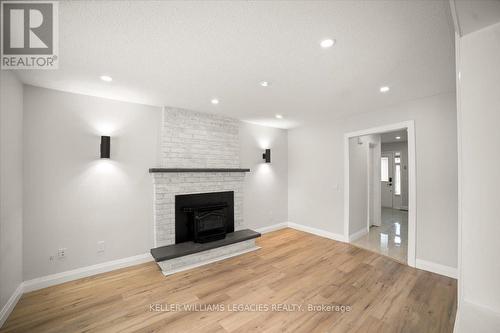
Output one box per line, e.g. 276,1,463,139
352,208,408,263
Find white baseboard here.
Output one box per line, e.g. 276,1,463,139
349,228,368,242
415,259,458,279
455,300,500,333
23,253,153,293
0,283,24,328
277,226,456,280
254,222,288,234
288,222,346,242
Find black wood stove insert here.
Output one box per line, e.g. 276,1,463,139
175,191,234,244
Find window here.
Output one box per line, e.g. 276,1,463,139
381,157,389,181
394,152,401,195
395,164,401,195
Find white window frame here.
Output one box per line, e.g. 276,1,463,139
381,157,389,182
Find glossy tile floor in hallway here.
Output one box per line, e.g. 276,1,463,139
352,208,408,263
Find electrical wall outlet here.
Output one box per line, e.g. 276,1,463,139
57,248,66,259
97,241,105,254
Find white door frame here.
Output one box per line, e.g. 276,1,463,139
344,120,416,267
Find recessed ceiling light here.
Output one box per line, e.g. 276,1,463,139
211,98,219,105
260,81,270,87
275,114,283,119
100,75,112,82
395,136,401,140
380,86,390,93
320,39,335,48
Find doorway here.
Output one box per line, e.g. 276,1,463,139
344,121,415,267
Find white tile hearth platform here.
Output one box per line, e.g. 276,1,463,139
158,240,260,276
151,230,261,275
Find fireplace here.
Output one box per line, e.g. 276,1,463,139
175,191,235,244
183,203,227,243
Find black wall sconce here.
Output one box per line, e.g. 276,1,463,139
100,136,110,158
262,149,271,163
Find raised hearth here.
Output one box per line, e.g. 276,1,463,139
150,229,261,275
151,229,261,262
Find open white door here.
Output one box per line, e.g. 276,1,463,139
368,142,381,227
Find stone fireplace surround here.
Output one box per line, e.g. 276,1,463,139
150,107,260,274
152,171,246,248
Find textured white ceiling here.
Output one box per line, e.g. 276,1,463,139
16,0,456,128
381,130,408,144
453,0,500,36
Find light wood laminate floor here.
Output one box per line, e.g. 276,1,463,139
1,228,457,333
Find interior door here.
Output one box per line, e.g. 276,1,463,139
381,152,393,208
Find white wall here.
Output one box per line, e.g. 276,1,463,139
240,122,288,230
457,21,500,324
23,86,161,280
22,86,289,280
288,92,458,268
0,72,23,315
